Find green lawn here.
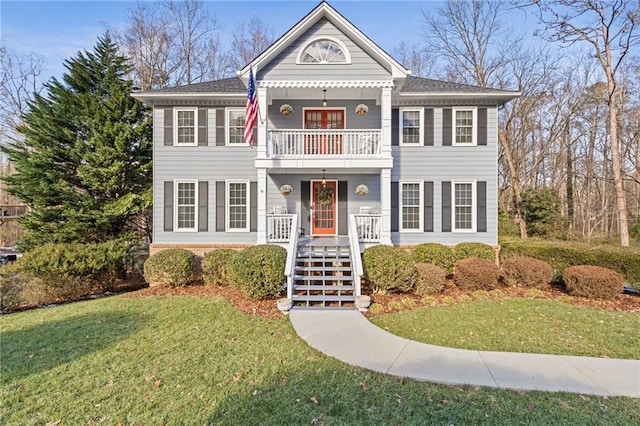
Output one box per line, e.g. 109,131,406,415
372,298,640,359
1,295,639,425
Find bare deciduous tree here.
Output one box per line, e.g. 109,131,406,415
392,42,434,77
226,16,276,71
530,0,640,246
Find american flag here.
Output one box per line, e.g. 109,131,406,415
244,67,258,146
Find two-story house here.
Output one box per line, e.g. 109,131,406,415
133,1,519,308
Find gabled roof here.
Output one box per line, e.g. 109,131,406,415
146,77,245,94
398,76,520,103
238,1,409,80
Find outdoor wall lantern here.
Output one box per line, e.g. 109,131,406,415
322,89,328,107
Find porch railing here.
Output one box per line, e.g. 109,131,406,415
268,129,382,158
267,214,296,243
283,214,299,299
348,215,364,297
354,214,381,242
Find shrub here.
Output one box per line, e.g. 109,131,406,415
202,249,237,286
563,265,623,300
501,256,553,289
362,245,416,294
143,249,197,287
411,243,456,274
454,258,500,291
414,263,446,295
227,245,286,299
500,238,640,286
454,242,496,262
0,263,23,312
522,187,563,237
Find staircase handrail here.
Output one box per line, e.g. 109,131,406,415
284,214,299,299
348,214,363,296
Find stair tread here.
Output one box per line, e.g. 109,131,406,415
294,275,353,281
295,266,352,272
294,284,355,290
291,295,356,301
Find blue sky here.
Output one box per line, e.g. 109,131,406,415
1,1,536,82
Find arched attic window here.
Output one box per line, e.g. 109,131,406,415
297,37,351,64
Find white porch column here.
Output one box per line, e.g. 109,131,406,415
256,168,267,244
380,86,392,156
380,168,392,245
257,86,268,157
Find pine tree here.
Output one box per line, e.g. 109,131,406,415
1,33,152,250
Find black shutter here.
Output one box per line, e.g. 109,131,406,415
442,181,452,232
164,108,173,146
477,108,487,146
301,181,310,236
442,108,452,146
250,181,257,232
198,181,208,231
391,181,399,232
216,181,225,231
216,109,225,146
391,108,399,146
164,181,173,231
424,108,434,146
198,108,208,146
477,181,487,232
424,181,434,232
338,181,348,235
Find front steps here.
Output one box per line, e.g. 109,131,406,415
292,239,356,308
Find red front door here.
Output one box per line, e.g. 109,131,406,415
304,109,344,154
311,180,337,235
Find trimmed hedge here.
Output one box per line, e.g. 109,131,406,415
414,263,446,295
454,242,496,261
411,243,456,274
500,238,640,286
227,245,286,299
202,249,237,286
563,265,623,300
144,248,197,287
363,245,416,294
501,256,553,289
454,258,500,291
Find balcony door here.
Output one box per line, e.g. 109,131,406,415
311,180,337,235
304,109,344,155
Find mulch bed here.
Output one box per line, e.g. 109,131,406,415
125,280,640,319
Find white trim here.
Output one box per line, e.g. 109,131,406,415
399,181,423,233
259,80,394,89
301,107,347,129
225,107,246,146
452,180,477,233
296,36,352,64
173,107,198,146
452,107,477,146
226,180,250,232
174,179,198,232
310,179,338,236
399,107,424,146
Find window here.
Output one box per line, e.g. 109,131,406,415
226,109,246,145
453,108,477,146
298,37,350,64
400,108,423,145
174,108,198,146
227,180,249,231
400,181,422,231
175,180,198,231
453,181,476,232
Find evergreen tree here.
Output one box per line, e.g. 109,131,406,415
1,33,152,249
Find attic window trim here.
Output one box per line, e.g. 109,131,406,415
296,36,352,65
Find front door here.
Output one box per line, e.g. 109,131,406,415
311,180,337,235
304,109,344,155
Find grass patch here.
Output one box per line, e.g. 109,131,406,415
1,295,639,424
372,299,640,359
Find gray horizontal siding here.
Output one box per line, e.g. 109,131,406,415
261,18,390,80
268,100,380,129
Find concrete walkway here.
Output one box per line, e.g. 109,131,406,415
289,309,640,397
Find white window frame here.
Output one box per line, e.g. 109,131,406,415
173,107,198,146
226,180,250,232
452,107,477,146
399,107,424,146
296,36,352,64
399,181,423,232
226,108,246,146
174,179,198,232
452,180,477,232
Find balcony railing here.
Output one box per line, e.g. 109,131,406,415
354,214,381,242
267,214,296,243
268,129,381,158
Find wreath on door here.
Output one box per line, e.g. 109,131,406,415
316,187,334,205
